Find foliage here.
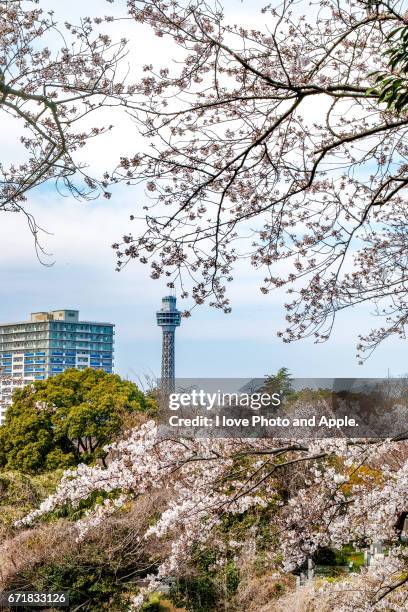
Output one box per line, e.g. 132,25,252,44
315,546,365,570
0,470,63,528
0,368,151,473
141,593,185,612
16,420,408,609
224,561,240,596
260,368,294,399
1,496,167,612
169,576,218,612
369,24,408,113
31,557,131,611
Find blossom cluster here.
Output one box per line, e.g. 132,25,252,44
18,420,408,608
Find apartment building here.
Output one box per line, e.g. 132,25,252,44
0,309,114,423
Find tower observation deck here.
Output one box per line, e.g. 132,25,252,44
156,296,181,390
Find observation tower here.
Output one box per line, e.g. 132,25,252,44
156,295,181,390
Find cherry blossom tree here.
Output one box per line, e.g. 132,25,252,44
112,0,408,360
0,0,130,250
17,420,408,609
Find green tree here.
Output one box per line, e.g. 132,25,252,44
0,369,151,473
261,368,294,399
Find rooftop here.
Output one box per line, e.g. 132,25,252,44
0,310,114,327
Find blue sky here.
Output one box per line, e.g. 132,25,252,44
1,0,407,382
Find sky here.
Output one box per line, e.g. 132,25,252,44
1,0,407,383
